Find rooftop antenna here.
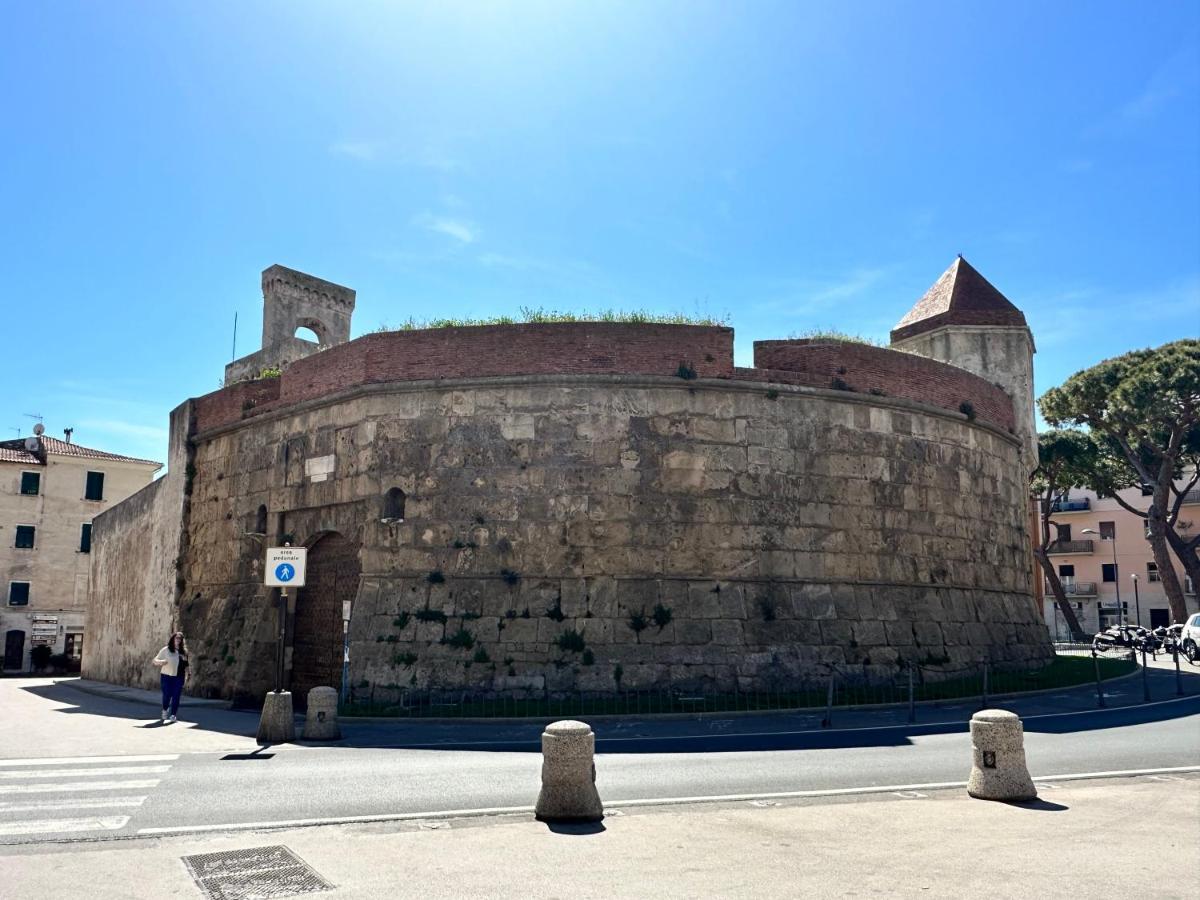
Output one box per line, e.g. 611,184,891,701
232,311,238,361
10,427,20,438
24,413,43,425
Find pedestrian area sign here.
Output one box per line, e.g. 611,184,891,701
265,546,307,587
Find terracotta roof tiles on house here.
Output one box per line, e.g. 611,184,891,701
891,256,1027,343
0,436,162,468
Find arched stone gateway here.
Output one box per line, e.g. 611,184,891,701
290,532,360,704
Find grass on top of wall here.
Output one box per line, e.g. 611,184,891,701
336,654,1137,719
373,305,730,332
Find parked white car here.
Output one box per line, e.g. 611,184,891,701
1181,613,1200,664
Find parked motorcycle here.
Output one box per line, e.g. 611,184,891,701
1092,624,1151,654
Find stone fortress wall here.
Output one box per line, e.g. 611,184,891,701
87,263,1053,704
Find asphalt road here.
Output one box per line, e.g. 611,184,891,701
2,694,1197,845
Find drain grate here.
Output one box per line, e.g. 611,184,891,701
182,845,333,900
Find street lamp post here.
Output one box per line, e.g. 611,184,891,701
1082,529,1121,627
1130,573,1141,629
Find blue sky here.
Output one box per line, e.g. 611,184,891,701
2,1,1197,464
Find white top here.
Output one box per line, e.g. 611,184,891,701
154,647,182,677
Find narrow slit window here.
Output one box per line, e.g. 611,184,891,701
383,488,406,521
80,523,92,553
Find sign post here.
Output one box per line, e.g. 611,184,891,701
341,599,352,707
256,544,308,745
265,546,307,694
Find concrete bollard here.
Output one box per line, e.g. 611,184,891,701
966,709,1036,802
302,686,341,740
534,720,604,823
256,691,295,744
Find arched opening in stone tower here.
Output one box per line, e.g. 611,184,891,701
294,325,322,344
291,531,360,705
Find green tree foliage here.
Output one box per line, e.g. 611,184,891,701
1040,340,1200,623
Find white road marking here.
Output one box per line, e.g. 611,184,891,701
0,755,177,768
0,816,130,837
0,779,160,795
0,796,147,813
137,765,1200,837
0,766,171,780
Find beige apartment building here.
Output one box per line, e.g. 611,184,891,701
1036,479,1199,639
1,427,161,672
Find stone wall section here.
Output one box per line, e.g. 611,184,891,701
176,377,1049,702
84,402,193,688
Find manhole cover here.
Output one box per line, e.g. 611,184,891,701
182,845,333,900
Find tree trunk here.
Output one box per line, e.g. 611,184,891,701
1148,508,1189,623
1034,548,1087,641
1164,525,1200,612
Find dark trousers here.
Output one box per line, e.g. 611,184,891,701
160,674,184,716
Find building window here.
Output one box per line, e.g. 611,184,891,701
1140,484,1154,496
80,523,92,554
14,525,35,549
84,471,105,501
8,582,30,606
1148,562,1160,583
65,633,83,659
255,505,268,536
1058,564,1075,578
1102,563,1117,583
1099,521,1115,540
1055,523,1072,542
20,472,41,495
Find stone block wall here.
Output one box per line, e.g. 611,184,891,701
172,375,1050,702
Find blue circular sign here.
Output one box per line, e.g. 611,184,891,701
275,563,295,582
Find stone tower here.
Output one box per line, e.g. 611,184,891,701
890,256,1037,467
225,265,356,384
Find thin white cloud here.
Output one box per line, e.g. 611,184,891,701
330,141,385,161
78,419,169,442
330,140,465,172
749,267,892,319
1028,276,1200,349
412,213,478,244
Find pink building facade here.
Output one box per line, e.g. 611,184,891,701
1036,480,1199,638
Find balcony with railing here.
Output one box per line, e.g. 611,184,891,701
1046,539,1095,555
1046,497,1091,513
1179,488,1200,505
1045,581,1097,596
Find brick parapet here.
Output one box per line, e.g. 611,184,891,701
749,340,1016,433
194,323,734,434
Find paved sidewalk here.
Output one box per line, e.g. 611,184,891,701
68,678,231,709
2,775,1195,899
10,655,1195,759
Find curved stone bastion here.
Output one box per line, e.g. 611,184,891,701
85,262,1053,704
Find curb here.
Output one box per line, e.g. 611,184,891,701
58,677,234,710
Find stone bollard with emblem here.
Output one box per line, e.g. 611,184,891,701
256,691,295,743
534,720,604,823
967,709,1037,801
302,686,341,740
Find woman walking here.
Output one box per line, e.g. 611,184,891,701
152,632,188,723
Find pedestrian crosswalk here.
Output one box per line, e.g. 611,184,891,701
0,753,177,839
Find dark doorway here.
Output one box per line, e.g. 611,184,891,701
291,532,360,705
1150,608,1170,628
4,630,25,670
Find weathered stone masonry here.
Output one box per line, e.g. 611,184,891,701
86,262,1053,703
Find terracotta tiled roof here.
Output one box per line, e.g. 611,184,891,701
891,256,1027,343
0,445,41,464
0,436,161,468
